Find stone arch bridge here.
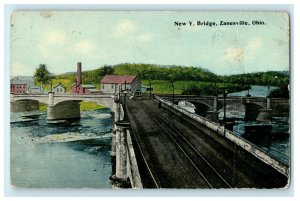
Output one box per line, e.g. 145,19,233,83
10,93,116,121
156,95,289,121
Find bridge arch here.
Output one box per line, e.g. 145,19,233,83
217,102,246,120
11,99,40,112
11,96,49,105
189,101,213,117
53,96,114,109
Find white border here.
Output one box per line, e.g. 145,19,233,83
1,1,298,199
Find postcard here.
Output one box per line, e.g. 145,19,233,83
10,11,290,189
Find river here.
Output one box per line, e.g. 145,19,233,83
228,85,290,165
10,108,113,188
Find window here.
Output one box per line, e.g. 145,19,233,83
102,85,104,89
57,88,59,92
111,84,114,89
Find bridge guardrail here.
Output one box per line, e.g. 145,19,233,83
126,130,143,189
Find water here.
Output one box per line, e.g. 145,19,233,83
228,85,278,97
10,109,113,188
226,85,290,165
233,118,290,164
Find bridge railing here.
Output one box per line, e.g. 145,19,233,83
231,128,290,165
126,130,143,189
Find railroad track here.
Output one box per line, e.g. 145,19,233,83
129,127,161,188
137,100,233,188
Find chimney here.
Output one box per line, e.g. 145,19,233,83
77,62,82,84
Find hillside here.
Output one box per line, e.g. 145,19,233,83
49,63,289,95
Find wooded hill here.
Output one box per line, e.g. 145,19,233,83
52,63,289,96
62,63,289,86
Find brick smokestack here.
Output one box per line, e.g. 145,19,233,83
77,62,82,84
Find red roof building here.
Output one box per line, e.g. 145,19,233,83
100,75,141,95
71,62,100,94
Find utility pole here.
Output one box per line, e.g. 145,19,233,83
223,82,228,135
50,80,53,93
149,79,152,99
172,82,175,105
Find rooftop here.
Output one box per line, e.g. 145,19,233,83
81,84,96,88
11,76,34,86
100,75,137,84
53,83,66,89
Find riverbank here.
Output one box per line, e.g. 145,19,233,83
39,102,106,112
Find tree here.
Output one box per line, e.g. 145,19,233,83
34,64,52,92
100,65,114,76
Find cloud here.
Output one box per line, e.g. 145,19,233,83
37,30,67,58
222,47,244,62
136,32,153,42
72,39,95,55
70,39,106,60
243,37,263,61
113,19,136,38
43,30,67,45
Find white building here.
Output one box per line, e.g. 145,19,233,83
100,75,141,95
52,83,66,94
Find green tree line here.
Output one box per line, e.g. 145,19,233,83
222,71,289,87
34,63,290,97
113,63,219,82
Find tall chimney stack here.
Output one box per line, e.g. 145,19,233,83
77,62,82,84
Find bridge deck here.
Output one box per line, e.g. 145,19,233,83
126,96,288,188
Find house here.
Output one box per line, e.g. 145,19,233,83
71,62,100,94
31,86,41,94
100,75,141,95
10,76,35,94
52,83,66,94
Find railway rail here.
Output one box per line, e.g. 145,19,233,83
134,100,232,188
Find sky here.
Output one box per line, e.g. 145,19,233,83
10,11,290,76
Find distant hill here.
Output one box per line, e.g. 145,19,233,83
112,63,218,82
223,71,289,87
54,63,289,88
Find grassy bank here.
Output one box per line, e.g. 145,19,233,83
39,102,106,112
80,102,106,111
141,80,229,94
39,104,48,112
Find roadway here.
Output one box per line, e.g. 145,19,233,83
125,96,288,189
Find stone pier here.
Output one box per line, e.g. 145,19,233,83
47,92,81,121
206,96,219,122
